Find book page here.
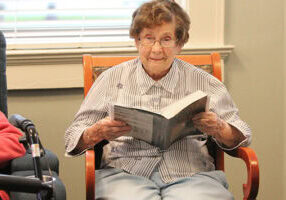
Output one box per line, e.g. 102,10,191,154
167,96,207,144
160,90,207,119
113,105,154,143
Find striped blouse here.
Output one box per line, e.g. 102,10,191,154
65,58,251,183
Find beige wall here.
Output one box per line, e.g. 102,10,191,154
7,89,86,200
225,0,285,199
5,0,285,199
284,0,286,197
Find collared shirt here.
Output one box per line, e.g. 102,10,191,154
65,58,251,183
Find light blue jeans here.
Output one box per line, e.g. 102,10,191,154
95,167,234,200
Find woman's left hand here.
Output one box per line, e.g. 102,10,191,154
192,112,246,148
192,111,224,137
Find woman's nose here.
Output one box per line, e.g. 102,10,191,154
151,41,163,53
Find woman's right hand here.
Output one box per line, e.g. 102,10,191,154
82,117,132,147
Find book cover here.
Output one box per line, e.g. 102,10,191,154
111,90,209,149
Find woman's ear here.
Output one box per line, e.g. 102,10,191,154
175,44,183,54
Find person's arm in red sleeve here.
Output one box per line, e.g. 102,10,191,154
0,112,26,168
0,190,10,200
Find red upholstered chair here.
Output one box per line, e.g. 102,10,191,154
82,53,259,200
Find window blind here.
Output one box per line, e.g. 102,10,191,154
0,0,185,49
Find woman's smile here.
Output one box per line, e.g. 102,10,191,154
149,57,164,61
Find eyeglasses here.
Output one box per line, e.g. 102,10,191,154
139,37,177,48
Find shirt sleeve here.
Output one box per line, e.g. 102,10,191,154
0,112,26,168
0,190,10,200
208,77,252,150
64,72,110,156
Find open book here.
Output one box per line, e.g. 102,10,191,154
111,90,209,149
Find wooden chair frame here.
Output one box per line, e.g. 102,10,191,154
82,53,259,200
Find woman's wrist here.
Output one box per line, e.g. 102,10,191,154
74,129,96,153
214,120,245,148
82,126,104,147
82,128,94,147
213,119,226,139
82,129,91,146
213,120,232,146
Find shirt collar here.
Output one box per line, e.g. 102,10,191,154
136,58,179,95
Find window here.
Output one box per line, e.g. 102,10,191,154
1,0,186,50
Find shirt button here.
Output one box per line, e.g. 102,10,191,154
154,83,161,88
154,98,160,102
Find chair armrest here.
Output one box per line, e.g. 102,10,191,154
225,147,259,200
85,149,95,200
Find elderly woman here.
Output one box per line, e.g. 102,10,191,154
65,0,251,199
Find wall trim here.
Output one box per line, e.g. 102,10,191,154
7,45,234,66
6,45,233,90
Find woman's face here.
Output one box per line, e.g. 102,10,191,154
135,22,182,80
